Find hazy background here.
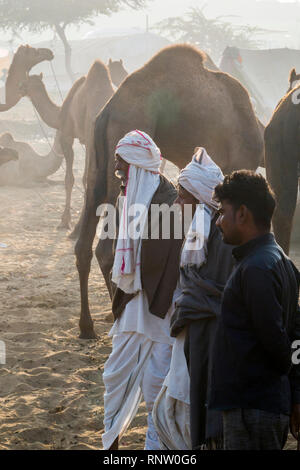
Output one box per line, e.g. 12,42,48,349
0,0,299,49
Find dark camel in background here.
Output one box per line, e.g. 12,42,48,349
0,44,53,112
265,82,300,254
20,60,115,230
75,44,264,339
108,59,128,87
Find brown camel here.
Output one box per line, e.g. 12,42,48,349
0,44,53,112
108,59,128,87
0,131,63,186
20,60,115,229
264,83,300,254
74,44,264,339
0,146,18,166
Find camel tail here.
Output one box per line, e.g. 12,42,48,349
93,106,110,205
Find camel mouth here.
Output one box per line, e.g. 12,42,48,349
39,49,54,61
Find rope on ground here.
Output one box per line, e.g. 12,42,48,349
49,61,64,103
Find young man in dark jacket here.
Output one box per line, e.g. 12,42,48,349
209,170,300,450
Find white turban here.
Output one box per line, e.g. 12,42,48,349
178,148,224,268
178,148,224,210
112,130,161,294
115,129,161,173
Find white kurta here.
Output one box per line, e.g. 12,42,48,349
102,291,173,450
152,329,192,450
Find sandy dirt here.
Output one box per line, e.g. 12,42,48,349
0,104,299,450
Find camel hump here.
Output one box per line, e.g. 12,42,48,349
144,44,205,70
86,60,110,84
0,132,14,145
60,76,86,122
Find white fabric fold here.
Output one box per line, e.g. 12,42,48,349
115,130,162,173
178,147,224,211
178,147,224,268
111,165,160,293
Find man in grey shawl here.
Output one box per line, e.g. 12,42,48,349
153,147,234,450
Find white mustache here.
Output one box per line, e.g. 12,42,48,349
115,170,127,180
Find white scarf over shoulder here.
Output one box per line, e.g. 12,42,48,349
178,148,224,267
112,130,161,294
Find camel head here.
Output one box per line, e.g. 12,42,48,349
19,73,45,98
0,145,18,164
288,68,300,93
0,132,15,147
108,58,128,87
15,44,54,72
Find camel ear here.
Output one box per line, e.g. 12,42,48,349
289,68,296,83
120,59,123,65
109,58,112,65
39,72,43,79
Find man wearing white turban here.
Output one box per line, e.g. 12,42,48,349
102,130,183,450
153,147,234,450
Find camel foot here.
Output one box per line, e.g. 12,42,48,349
79,328,97,340
57,221,71,231
68,224,81,240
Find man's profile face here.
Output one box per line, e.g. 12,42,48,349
216,200,241,245
175,184,198,216
114,154,129,183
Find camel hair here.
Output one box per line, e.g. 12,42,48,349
20,59,119,230
73,43,264,339
0,44,53,112
0,145,18,167
0,131,63,186
264,82,300,255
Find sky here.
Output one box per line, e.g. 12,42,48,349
1,0,300,47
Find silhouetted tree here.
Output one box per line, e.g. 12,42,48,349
156,6,265,62
0,0,148,83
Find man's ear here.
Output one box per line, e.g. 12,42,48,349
237,204,249,225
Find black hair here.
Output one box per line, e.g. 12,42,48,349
214,170,276,229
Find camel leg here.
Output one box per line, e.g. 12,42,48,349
58,136,74,230
95,237,114,299
75,195,99,339
69,197,85,240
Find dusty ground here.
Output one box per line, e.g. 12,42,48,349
0,100,299,450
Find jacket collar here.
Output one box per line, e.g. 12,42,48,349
232,233,275,262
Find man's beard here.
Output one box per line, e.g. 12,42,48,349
115,169,127,183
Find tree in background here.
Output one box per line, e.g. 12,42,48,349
0,0,148,83
156,6,266,63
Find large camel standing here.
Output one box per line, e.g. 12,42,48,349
0,132,63,186
75,44,264,339
0,44,53,111
20,60,117,230
264,83,300,254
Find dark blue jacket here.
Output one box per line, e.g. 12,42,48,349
209,233,300,415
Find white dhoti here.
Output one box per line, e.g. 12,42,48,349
152,329,192,450
102,291,173,450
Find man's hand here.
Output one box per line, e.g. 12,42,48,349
290,404,300,440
